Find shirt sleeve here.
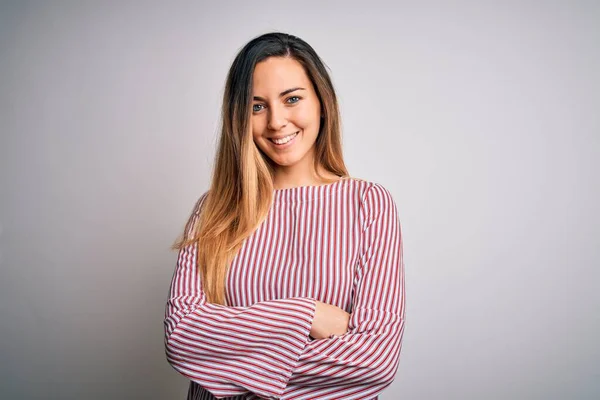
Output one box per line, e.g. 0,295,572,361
281,184,406,400
164,192,318,400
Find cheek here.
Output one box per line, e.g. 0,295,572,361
294,103,321,129
251,117,266,140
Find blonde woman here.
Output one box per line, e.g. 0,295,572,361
164,32,405,400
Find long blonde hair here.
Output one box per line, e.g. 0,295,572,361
172,32,349,305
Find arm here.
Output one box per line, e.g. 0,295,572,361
282,184,406,400
164,193,317,400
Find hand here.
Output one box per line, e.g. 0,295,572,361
309,300,350,340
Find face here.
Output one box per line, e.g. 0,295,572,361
251,56,322,170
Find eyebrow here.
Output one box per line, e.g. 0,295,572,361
253,87,306,101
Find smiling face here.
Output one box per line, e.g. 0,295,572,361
251,56,322,173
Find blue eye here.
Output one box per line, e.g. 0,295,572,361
253,104,265,112
287,96,300,104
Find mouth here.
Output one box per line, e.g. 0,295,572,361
269,131,299,147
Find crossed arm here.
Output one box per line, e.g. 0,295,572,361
164,185,405,399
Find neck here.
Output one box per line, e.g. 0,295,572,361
273,169,340,190
271,151,339,190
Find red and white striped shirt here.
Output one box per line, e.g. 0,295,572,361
164,178,406,400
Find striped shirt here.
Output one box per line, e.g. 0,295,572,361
164,178,406,400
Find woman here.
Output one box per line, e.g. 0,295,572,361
164,32,405,400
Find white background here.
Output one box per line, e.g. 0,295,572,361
1,1,598,399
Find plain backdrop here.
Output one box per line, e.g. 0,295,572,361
1,1,599,399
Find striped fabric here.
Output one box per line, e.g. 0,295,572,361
164,178,406,400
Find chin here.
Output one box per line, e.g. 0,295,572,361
269,155,301,167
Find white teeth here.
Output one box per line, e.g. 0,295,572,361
272,132,298,145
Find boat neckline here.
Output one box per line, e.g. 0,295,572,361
272,177,355,203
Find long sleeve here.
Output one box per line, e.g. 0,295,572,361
164,193,318,400
281,184,406,400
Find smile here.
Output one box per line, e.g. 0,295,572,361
269,131,299,146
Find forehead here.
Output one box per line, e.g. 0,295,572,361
252,57,311,93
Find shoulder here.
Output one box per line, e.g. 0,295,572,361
198,190,210,209
183,190,210,238
347,178,400,220
190,190,210,217
345,177,397,205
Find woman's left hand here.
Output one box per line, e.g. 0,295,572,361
309,300,350,339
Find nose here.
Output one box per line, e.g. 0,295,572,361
267,104,288,131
